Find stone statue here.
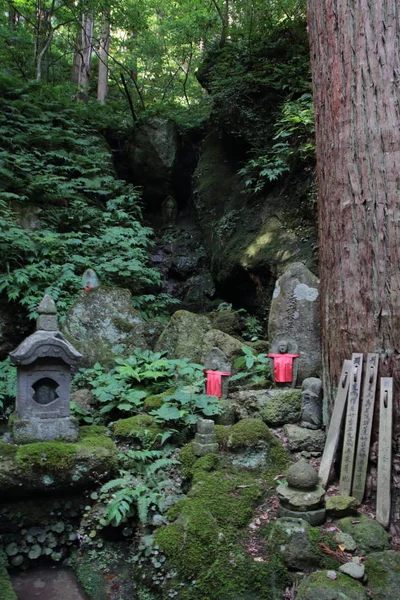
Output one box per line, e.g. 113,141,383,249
300,377,323,429
161,195,178,227
268,333,299,387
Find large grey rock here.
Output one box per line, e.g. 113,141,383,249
295,570,368,600
325,495,359,517
268,517,319,570
128,117,179,207
284,424,326,452
336,515,390,555
155,310,211,362
201,329,247,365
364,551,400,599
230,389,301,425
63,287,147,368
268,263,321,381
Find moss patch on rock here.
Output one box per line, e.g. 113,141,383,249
155,310,211,362
364,551,400,600
295,570,368,600
227,418,275,450
0,428,117,495
143,389,176,412
112,414,161,446
336,515,390,554
260,390,302,426
155,460,289,599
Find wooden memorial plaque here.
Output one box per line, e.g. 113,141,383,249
376,378,393,528
319,359,352,488
340,353,363,496
352,353,379,502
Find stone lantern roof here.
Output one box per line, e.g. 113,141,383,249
9,294,82,367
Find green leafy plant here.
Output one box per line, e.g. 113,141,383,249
150,390,222,427
231,347,272,387
73,349,206,421
0,358,17,418
99,449,180,526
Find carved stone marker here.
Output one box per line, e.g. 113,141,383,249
268,263,321,382
193,418,219,457
9,295,82,443
161,195,178,227
268,334,299,387
277,459,326,526
300,377,323,429
319,360,351,488
204,347,231,398
376,378,393,528
352,353,379,503
340,354,363,496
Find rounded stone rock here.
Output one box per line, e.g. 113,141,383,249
286,458,319,490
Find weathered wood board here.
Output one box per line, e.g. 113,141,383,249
340,353,363,495
319,359,352,488
352,353,379,502
376,378,393,528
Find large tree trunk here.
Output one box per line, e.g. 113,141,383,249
97,13,110,105
307,1,400,534
72,12,93,100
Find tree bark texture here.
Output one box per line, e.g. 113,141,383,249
308,1,400,534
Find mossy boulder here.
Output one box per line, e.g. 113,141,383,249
336,515,390,554
201,328,248,365
143,389,176,412
295,570,368,600
0,549,16,600
260,389,302,426
284,424,326,453
63,287,147,368
154,462,289,599
155,310,211,362
210,310,243,337
266,517,320,570
325,495,359,517
0,426,117,495
226,418,275,450
364,551,400,599
112,414,161,445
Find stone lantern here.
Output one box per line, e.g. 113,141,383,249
9,295,82,443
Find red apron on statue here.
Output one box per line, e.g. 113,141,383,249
268,354,299,383
204,370,231,397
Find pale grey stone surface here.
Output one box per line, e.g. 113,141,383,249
339,562,365,580
284,424,326,452
81,268,101,288
278,483,325,511
269,263,321,381
286,458,319,489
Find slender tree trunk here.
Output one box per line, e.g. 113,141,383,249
79,12,93,99
97,13,110,104
307,0,400,532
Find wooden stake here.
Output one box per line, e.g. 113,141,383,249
319,359,352,488
376,378,393,528
340,353,363,495
352,353,379,502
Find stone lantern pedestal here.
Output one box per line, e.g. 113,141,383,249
9,295,82,443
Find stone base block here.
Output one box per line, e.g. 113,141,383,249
283,424,326,453
194,433,217,445
192,442,219,457
13,416,79,443
278,505,326,526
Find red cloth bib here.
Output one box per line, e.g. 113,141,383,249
268,354,299,383
204,370,231,397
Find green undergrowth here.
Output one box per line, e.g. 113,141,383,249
148,423,292,599
0,548,16,600
112,414,162,446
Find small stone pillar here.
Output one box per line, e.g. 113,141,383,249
193,418,219,457
82,268,101,290
9,295,82,443
277,459,326,526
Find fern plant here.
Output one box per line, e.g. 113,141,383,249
100,449,180,526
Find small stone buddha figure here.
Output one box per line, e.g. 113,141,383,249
268,335,299,387
300,377,323,429
161,195,178,227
